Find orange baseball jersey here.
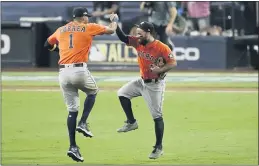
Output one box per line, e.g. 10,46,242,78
128,36,176,79
48,21,106,64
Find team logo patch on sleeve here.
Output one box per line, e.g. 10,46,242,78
168,52,175,59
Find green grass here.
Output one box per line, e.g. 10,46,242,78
2,71,258,89
2,81,258,89
2,71,137,76
2,91,258,165
2,71,258,76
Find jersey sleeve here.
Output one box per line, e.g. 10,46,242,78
47,28,59,45
88,23,107,36
127,36,139,48
161,44,176,64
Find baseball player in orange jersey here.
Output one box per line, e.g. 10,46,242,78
110,14,177,159
44,7,117,162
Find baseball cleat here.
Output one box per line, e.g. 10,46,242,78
67,146,84,162
117,121,138,133
149,146,164,159
76,122,94,138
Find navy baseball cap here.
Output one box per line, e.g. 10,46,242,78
73,7,92,18
135,21,155,33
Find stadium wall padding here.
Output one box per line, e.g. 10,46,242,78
1,22,257,70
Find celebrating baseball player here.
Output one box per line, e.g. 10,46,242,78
110,13,177,159
44,7,117,162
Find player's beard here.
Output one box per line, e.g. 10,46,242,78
139,39,149,46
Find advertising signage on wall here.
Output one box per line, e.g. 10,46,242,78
89,36,228,69
2,22,250,70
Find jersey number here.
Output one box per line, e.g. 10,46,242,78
69,34,73,49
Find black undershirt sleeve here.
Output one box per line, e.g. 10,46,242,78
116,26,130,45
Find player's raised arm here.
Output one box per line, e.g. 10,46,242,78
88,22,116,36
88,20,117,35
109,13,129,44
104,21,117,34
115,23,130,44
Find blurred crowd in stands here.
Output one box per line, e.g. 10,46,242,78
89,1,257,38
2,1,257,38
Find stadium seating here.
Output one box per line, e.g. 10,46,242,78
1,1,142,22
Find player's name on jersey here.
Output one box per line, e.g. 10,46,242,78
60,26,86,33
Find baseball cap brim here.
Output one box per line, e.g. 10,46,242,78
134,23,153,33
73,13,92,18
134,24,147,32
83,12,92,17
134,24,141,28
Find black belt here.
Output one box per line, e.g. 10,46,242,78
59,63,84,68
142,77,159,83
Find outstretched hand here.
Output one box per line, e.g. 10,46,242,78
109,13,119,22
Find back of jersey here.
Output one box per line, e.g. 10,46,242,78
51,22,107,64
58,22,92,64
